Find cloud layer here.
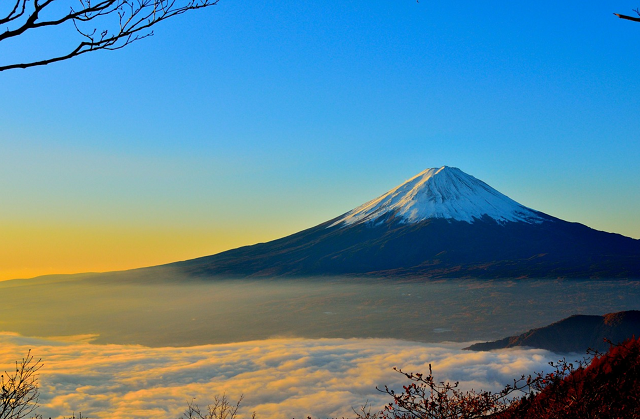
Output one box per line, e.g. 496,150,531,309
0,333,562,419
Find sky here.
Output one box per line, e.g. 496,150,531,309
1,0,640,280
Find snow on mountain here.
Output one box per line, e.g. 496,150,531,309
331,166,544,227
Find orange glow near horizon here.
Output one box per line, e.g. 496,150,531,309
0,223,286,281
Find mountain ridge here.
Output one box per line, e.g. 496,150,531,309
465,310,640,353
170,167,640,279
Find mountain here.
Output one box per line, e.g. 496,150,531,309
465,310,640,353
172,166,640,279
331,166,544,226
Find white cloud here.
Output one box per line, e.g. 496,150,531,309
0,333,561,419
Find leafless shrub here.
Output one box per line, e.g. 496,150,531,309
181,394,255,419
0,350,42,419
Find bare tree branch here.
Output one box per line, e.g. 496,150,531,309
614,13,640,22
0,0,29,26
0,349,42,419
182,394,256,419
614,8,640,23
0,0,219,71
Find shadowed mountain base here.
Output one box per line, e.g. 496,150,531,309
172,216,640,279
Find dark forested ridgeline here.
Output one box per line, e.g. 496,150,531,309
466,310,640,353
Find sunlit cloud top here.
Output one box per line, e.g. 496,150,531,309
0,333,562,419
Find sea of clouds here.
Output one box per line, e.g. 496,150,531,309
0,332,563,419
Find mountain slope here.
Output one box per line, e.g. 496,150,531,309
466,311,640,353
332,166,543,226
172,166,640,279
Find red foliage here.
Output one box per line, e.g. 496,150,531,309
497,337,640,419
368,338,640,419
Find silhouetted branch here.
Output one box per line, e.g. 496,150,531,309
614,8,640,23
0,0,219,71
0,350,42,419
367,364,542,419
181,394,256,419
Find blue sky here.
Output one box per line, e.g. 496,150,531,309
1,0,639,278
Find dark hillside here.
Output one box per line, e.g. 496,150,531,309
496,337,640,419
171,216,640,279
466,310,640,353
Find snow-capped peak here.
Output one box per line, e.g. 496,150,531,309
331,166,544,227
